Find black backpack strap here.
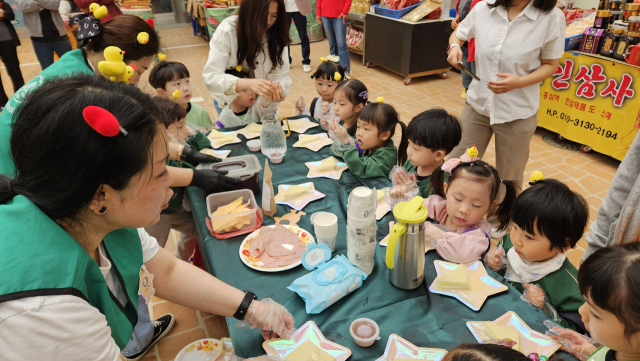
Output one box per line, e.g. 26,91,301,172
310,98,319,118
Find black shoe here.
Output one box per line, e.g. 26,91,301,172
123,314,175,361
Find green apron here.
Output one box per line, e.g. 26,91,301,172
0,49,93,175
342,139,397,179
0,195,143,349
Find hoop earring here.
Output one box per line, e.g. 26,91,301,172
99,207,107,214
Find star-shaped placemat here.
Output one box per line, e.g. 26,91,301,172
208,131,240,149
305,156,349,180
282,117,320,133
375,334,448,361
237,124,262,139
200,149,231,159
467,311,561,358
263,321,351,361
293,133,334,152
275,182,326,211
429,260,508,311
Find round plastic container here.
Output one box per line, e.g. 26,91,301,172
247,139,261,152
350,318,380,347
268,152,284,164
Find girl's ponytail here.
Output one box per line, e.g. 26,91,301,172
396,120,408,166
495,180,518,232
429,165,447,198
0,175,18,205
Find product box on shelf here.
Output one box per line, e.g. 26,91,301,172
579,27,606,53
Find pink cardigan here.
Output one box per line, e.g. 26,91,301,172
424,195,491,264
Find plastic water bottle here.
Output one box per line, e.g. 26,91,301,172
260,114,287,158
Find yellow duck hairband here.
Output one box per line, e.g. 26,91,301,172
529,170,544,185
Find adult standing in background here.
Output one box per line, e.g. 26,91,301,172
285,0,312,73
446,0,565,237
0,0,24,108
451,0,481,92
16,0,72,70
203,0,291,115
316,0,351,74
74,0,122,22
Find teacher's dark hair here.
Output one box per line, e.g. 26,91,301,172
85,15,159,61
237,0,290,70
0,74,164,226
488,0,557,12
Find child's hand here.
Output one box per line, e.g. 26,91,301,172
522,284,546,309
548,327,598,361
424,223,445,245
484,247,506,271
295,94,305,113
321,100,331,115
329,119,349,144
270,85,285,103
393,170,417,187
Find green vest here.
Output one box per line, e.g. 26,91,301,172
403,160,448,198
0,49,93,175
0,196,142,349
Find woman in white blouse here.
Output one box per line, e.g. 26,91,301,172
203,0,291,116
446,0,565,234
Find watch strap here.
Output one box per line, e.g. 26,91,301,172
447,44,461,54
233,291,258,321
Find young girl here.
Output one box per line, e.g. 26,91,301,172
331,101,407,179
423,148,517,264
295,59,345,126
549,242,640,361
328,79,368,157
443,343,532,361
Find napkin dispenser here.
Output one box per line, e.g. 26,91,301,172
197,154,262,194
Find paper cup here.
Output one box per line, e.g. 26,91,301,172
318,236,337,252
312,212,338,249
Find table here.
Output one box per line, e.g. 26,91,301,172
363,13,452,85
187,117,577,360
537,51,640,160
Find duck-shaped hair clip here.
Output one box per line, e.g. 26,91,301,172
136,32,149,46
89,3,108,20
99,46,127,82
441,146,480,174
83,106,127,137
529,170,544,185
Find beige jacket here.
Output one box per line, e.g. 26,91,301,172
202,15,291,109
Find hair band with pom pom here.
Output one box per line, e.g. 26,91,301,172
377,96,385,103
83,106,127,137
235,65,243,72
320,57,327,63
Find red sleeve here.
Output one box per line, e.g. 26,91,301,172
341,0,352,15
466,0,482,62
316,0,322,16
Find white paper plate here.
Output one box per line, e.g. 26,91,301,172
239,225,315,272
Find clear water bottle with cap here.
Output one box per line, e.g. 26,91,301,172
260,114,287,159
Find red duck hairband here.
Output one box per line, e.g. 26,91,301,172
83,106,128,137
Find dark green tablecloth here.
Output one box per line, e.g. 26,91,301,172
186,117,576,360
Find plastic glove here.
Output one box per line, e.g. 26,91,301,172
328,118,350,145
425,222,445,246
295,94,305,114
181,144,221,165
389,165,417,187
320,100,331,116
545,321,598,361
484,245,507,271
522,284,561,323
320,112,339,131
190,169,241,193
236,298,296,340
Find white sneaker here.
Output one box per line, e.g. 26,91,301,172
303,64,312,73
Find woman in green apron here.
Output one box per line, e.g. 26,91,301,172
0,74,293,360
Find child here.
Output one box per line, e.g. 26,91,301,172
144,96,199,261
328,79,368,157
217,67,279,128
149,61,213,131
423,151,518,264
442,343,532,361
295,59,345,125
392,109,462,199
485,178,589,332
331,101,407,179
549,242,640,361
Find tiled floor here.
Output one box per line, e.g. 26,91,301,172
2,26,620,361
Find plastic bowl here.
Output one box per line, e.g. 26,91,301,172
247,140,261,152
268,153,284,164
350,318,379,347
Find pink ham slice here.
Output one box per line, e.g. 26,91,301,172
253,225,306,268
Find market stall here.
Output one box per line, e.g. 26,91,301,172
204,0,324,43
186,117,576,360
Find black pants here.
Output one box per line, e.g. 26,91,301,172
287,12,311,65
0,40,24,107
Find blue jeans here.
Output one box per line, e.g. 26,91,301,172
32,39,73,70
288,12,311,65
321,16,350,73
120,295,154,357
461,43,476,91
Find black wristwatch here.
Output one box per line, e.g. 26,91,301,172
233,291,258,321
179,144,191,161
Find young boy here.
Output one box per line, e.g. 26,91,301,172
217,68,279,128
393,109,462,198
149,61,213,131
486,179,590,332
